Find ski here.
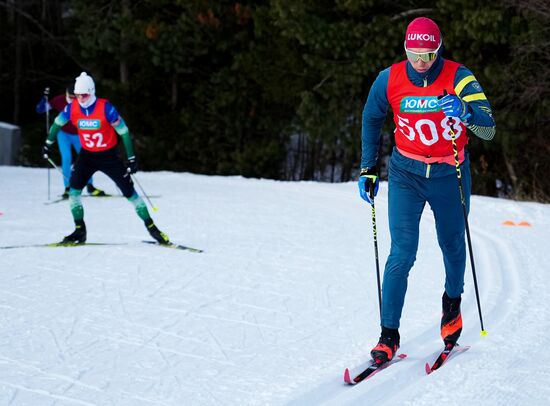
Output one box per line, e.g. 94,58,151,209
1,241,202,252
344,353,407,385
44,197,69,205
44,194,115,205
0,242,126,250
142,240,203,253
425,344,470,374
44,195,161,205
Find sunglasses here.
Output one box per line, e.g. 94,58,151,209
405,43,441,62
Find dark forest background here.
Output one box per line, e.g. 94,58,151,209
1,0,548,201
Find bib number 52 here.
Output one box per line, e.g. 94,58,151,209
82,132,108,149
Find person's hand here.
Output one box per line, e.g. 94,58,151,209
36,97,48,114
358,167,379,204
126,157,138,174
438,93,470,121
42,144,50,159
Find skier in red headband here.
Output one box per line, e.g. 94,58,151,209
358,17,495,364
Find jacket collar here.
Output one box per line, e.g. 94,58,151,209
405,53,444,87
80,99,97,116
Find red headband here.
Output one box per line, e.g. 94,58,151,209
405,17,441,49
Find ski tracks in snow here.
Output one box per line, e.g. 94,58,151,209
2,168,550,405
399,203,550,406
290,200,550,405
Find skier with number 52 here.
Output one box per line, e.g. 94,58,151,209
358,17,495,364
42,72,170,245
36,85,106,199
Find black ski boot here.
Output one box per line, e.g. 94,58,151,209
441,291,462,345
371,327,400,364
62,220,87,244
145,219,170,244
61,187,70,199
87,184,107,196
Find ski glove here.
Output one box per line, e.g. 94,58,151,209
358,167,379,204
36,97,51,114
437,94,471,122
126,156,138,174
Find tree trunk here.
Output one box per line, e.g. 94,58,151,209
503,149,519,198
171,73,178,110
41,0,47,21
119,0,130,84
13,5,22,124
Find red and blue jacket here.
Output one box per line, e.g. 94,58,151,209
361,53,495,176
69,98,118,152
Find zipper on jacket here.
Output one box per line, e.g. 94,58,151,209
423,77,428,87
426,164,431,178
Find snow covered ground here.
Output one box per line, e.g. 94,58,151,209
1,165,549,405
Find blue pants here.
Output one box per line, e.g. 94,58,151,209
381,159,471,329
57,130,92,188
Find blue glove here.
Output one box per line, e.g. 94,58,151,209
36,97,51,114
437,94,471,121
358,167,379,204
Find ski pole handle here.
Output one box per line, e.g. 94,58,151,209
369,182,375,201
44,87,50,132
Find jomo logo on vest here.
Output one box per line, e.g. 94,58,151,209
400,97,439,113
77,119,101,129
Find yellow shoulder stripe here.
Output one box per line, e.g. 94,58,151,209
463,93,487,102
479,105,493,114
455,75,476,96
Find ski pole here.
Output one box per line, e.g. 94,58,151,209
131,174,158,212
44,87,50,200
46,157,69,182
369,183,383,318
445,100,487,338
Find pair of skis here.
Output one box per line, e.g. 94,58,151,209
0,240,203,253
344,343,469,385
